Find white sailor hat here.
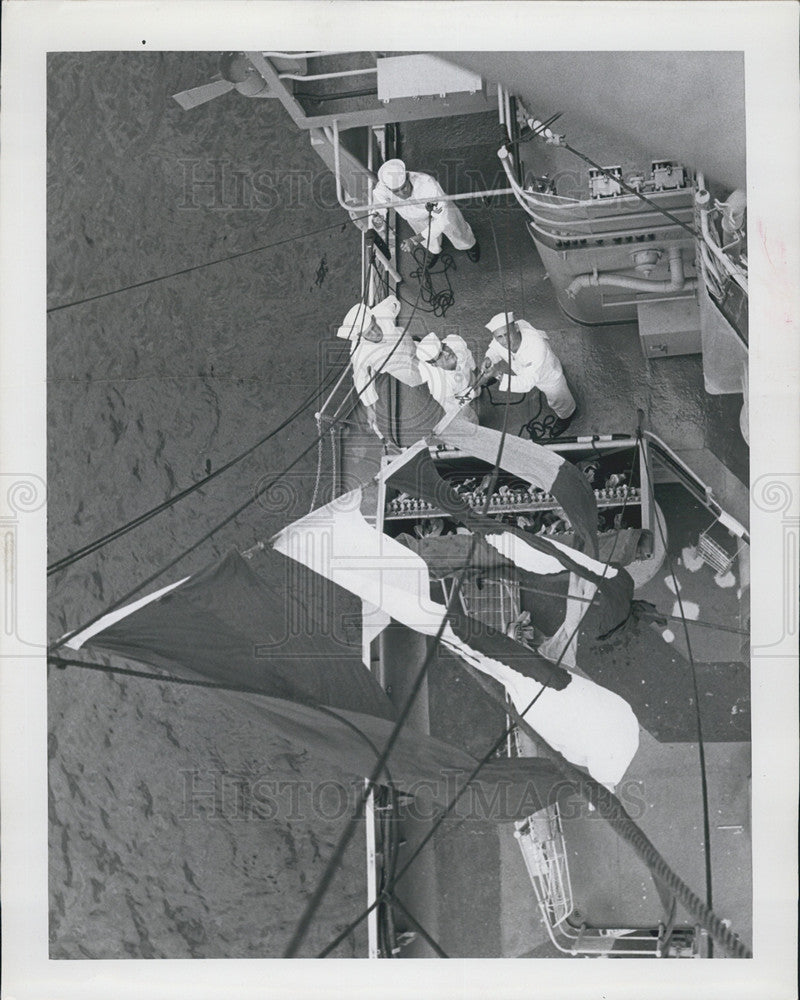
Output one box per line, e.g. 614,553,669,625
336,302,373,340
370,294,401,320
377,158,408,191
416,332,442,363
486,311,515,334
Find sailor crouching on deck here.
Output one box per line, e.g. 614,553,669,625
415,332,479,424
371,158,481,268
477,311,577,436
336,295,423,437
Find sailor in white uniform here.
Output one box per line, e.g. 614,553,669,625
336,295,422,436
479,311,577,434
371,159,480,265
415,332,478,424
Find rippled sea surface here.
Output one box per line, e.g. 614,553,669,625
47,52,366,958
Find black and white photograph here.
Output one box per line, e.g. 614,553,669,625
1,3,798,998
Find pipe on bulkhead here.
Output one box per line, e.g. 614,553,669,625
565,246,697,298
278,67,378,82
261,50,361,59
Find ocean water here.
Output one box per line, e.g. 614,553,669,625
47,52,367,958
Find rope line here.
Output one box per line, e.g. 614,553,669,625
308,416,325,514
49,655,265,691
519,389,564,440
46,214,371,314
408,246,455,318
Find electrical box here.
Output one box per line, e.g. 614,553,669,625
637,296,702,358
588,166,622,198
651,160,686,190
376,55,483,102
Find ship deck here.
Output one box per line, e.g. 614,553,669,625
339,112,751,957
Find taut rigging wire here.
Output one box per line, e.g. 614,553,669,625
46,214,371,314
280,531,479,958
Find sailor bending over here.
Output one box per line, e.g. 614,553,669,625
336,295,422,437
415,331,478,424
477,311,577,436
